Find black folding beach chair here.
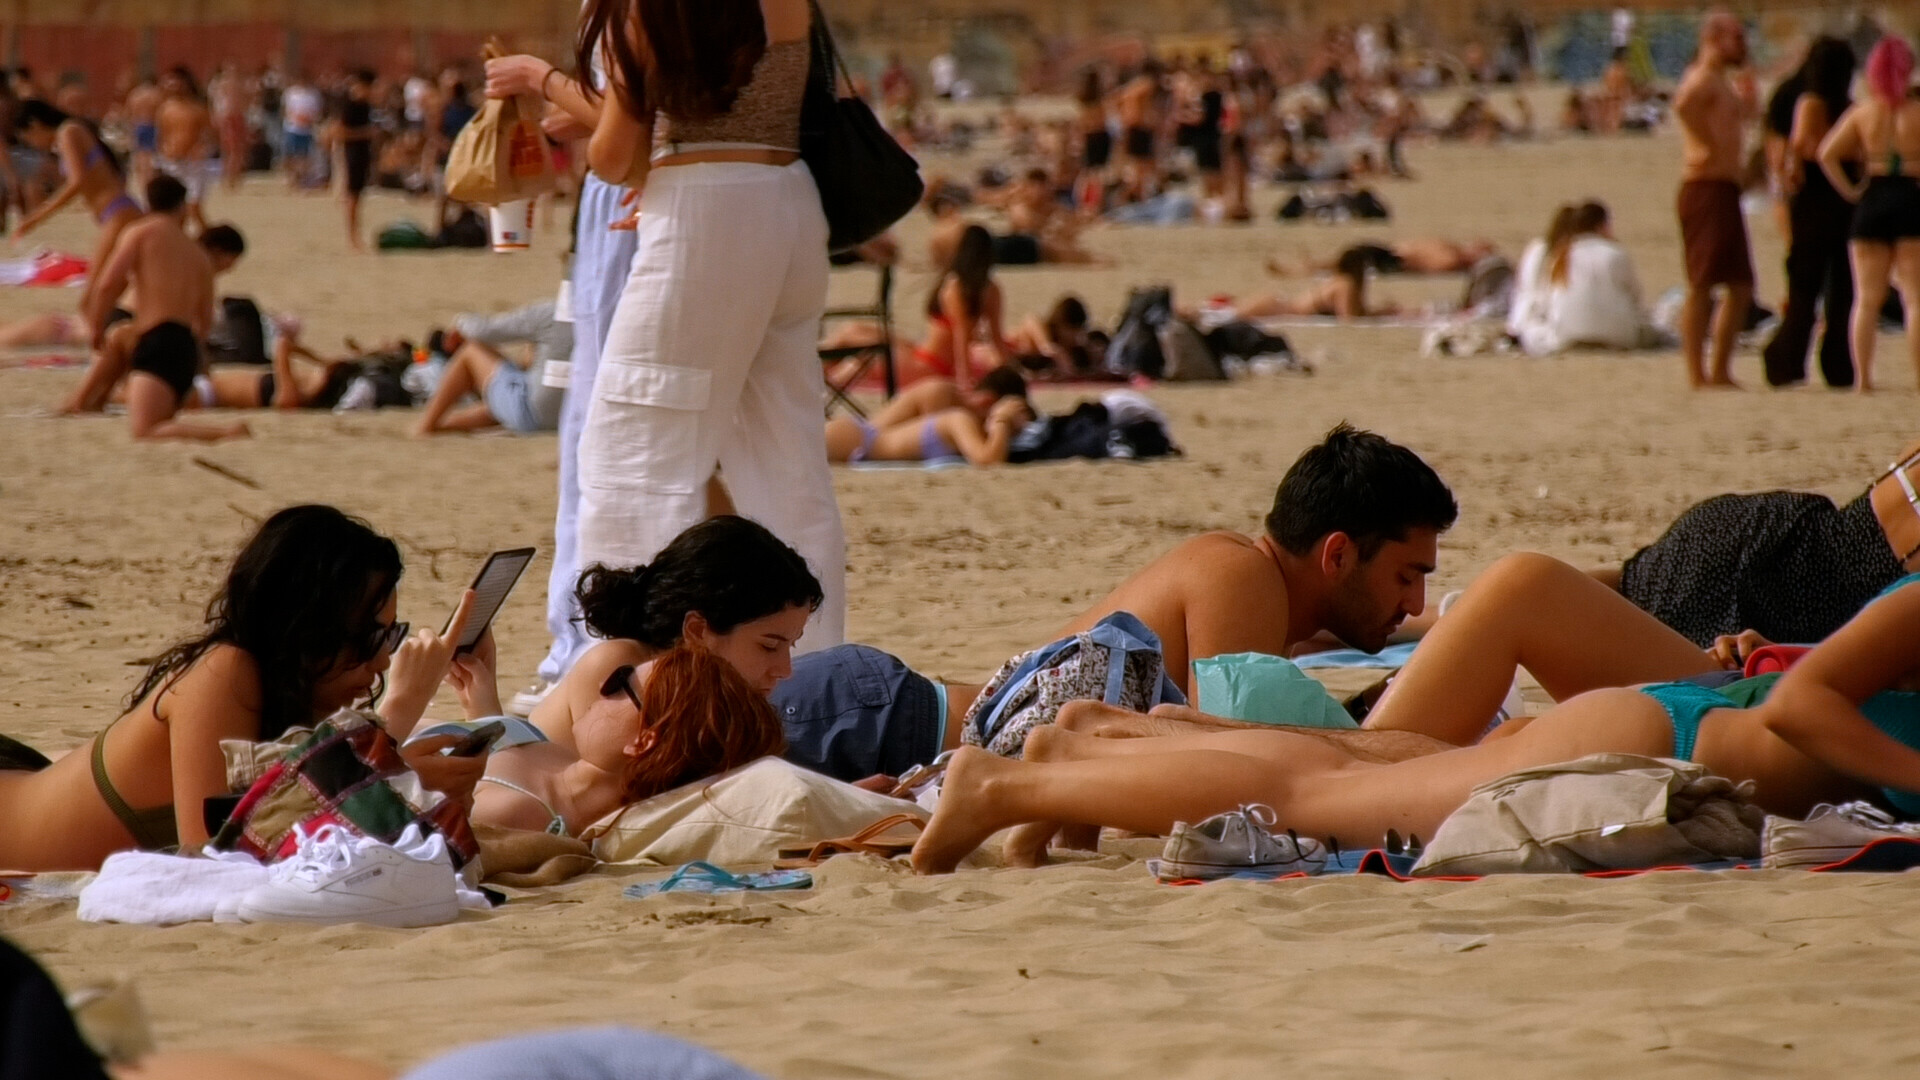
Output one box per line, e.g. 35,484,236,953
818,264,897,417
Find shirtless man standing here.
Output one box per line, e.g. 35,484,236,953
155,66,214,232
1115,61,1163,201
1059,422,1458,695
74,175,248,440
1672,11,1755,389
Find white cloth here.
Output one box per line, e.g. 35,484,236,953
576,160,845,650
77,849,268,925
1506,238,1548,340
1514,237,1649,355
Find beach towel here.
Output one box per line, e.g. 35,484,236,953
0,250,88,287
210,710,480,871
1411,753,1764,877
962,612,1187,757
583,757,924,867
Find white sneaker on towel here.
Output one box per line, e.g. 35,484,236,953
506,680,555,718
1762,802,1920,870
237,824,459,928
1154,804,1327,881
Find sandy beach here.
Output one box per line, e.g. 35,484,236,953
5,125,1920,1075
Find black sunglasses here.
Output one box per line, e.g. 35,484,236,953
364,621,409,661
600,663,644,713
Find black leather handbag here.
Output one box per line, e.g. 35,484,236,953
799,0,924,252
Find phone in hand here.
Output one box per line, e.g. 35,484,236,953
446,720,507,758
447,548,536,655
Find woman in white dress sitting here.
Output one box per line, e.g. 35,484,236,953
1511,201,1654,355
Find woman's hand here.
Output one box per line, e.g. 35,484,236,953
445,628,504,720
1708,629,1773,670
398,734,486,808
379,589,475,737
609,187,641,231
485,54,555,100
988,396,1033,428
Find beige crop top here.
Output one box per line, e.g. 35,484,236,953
652,38,808,156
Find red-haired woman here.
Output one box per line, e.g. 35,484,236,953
572,0,846,650
468,645,786,836
1819,36,1920,392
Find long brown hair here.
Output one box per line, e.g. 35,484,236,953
1548,201,1608,285
577,0,771,121
620,644,787,803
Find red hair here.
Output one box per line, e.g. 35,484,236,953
1866,37,1914,106
619,644,786,803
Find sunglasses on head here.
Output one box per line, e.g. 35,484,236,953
600,663,644,713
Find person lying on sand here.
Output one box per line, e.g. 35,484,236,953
419,642,784,838
1005,296,1108,380
1060,423,1458,694
1220,258,1404,321
912,552,1920,873
414,301,570,437
0,506,479,872
1265,238,1499,279
826,368,1034,466
495,516,981,783
61,176,248,440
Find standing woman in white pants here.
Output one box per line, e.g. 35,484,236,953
485,42,643,702
575,0,846,650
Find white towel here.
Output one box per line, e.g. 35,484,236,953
77,850,268,925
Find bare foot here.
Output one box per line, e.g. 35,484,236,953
1002,822,1057,867
224,423,252,441
910,747,1010,875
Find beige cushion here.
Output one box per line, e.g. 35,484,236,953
1412,753,1763,876
583,756,926,867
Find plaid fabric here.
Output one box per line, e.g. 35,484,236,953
211,710,479,869
219,728,313,793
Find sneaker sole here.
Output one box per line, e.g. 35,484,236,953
1154,858,1318,881
236,897,460,929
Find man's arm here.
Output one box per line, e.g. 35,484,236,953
84,224,142,344
1670,70,1711,133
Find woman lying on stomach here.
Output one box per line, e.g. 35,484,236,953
463,516,973,783
912,559,1920,873
0,505,471,872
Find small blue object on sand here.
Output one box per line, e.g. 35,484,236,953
623,862,813,898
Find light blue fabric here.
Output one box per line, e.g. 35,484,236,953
1292,642,1419,670
539,176,641,684
1192,652,1357,729
410,716,549,751
401,1027,767,1080
483,362,543,433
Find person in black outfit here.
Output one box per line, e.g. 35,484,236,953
339,69,376,251
1,936,112,1080
1761,37,1858,387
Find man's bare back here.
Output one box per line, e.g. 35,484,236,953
1117,77,1156,129
1061,531,1293,692
99,216,214,338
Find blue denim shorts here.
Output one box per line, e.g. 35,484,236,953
772,645,942,781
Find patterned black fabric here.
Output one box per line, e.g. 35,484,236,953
1620,490,1903,647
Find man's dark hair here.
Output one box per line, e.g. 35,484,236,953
145,174,188,213
14,98,66,133
200,224,245,256
1266,422,1458,558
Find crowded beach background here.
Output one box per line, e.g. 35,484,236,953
6,0,1920,1076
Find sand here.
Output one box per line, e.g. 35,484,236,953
5,126,1920,1076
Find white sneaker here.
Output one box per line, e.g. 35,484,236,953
237,824,460,928
1762,802,1920,870
1154,804,1327,881
507,681,555,718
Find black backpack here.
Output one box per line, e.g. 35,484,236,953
1104,286,1174,379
